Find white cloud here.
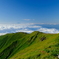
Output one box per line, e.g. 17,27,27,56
0,33,7,36
28,26,41,28
16,29,33,33
37,28,59,33
0,24,41,30
0,23,59,35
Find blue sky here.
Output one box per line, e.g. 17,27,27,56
0,0,59,24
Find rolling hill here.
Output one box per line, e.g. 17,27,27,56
0,31,59,59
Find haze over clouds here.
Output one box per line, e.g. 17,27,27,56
0,23,59,35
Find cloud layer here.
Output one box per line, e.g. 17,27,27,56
0,23,59,35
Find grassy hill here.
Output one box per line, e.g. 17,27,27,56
0,31,59,59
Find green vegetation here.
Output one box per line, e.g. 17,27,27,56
0,31,59,59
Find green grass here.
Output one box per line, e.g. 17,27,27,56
0,31,59,59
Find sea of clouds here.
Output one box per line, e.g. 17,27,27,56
0,23,59,35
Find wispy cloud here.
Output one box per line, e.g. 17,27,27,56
23,19,35,21
24,19,30,21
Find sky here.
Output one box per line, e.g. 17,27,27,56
0,0,59,35
0,0,59,24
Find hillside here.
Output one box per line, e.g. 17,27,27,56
0,31,59,59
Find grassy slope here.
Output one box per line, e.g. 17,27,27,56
0,32,27,59
0,31,59,59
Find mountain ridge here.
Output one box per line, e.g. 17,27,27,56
0,31,59,59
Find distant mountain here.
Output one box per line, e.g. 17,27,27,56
0,31,59,59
